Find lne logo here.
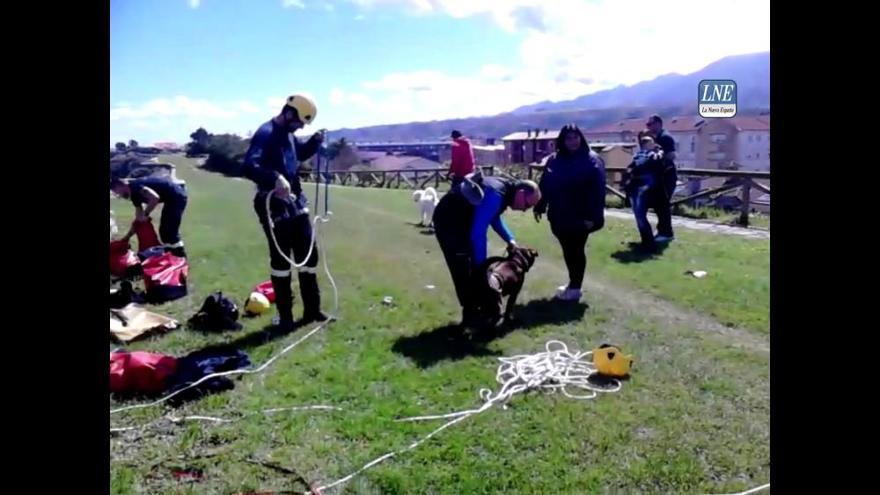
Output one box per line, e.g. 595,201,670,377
699,80,737,118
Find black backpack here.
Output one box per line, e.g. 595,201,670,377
188,292,242,332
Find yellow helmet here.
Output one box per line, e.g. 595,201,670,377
286,94,317,124
592,344,634,378
244,292,271,316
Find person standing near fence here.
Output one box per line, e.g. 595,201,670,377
447,130,475,186
533,124,605,302
623,131,668,252
243,94,329,332
646,114,676,242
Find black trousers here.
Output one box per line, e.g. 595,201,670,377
433,190,477,315
253,192,321,322
159,196,187,247
551,225,590,290
655,167,677,238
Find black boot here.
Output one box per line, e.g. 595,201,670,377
169,246,187,258
271,275,295,331
299,272,329,324
460,306,480,328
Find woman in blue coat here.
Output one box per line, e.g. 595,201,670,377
533,124,606,302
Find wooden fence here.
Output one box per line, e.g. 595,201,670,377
299,164,770,227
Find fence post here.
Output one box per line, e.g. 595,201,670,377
489,165,495,176
435,171,440,189
527,166,533,180
739,179,751,227
414,170,420,186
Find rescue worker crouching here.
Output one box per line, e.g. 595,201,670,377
433,173,541,329
111,175,188,258
243,94,329,332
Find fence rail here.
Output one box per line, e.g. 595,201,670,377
299,164,770,227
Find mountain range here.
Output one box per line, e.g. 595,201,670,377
330,51,769,143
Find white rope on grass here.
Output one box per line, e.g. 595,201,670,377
110,207,338,417
308,340,621,494
111,405,343,433
710,483,771,495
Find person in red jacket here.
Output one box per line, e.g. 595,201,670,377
448,130,475,186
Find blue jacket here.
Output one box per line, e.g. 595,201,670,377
128,176,186,207
469,176,516,266
243,120,320,195
535,150,606,232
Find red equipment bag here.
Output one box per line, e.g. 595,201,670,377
254,280,276,303
110,351,178,395
133,218,161,251
110,240,141,278
142,252,189,303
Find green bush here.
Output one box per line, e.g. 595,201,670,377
192,131,250,177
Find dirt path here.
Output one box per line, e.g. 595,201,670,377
605,209,770,239
332,193,769,354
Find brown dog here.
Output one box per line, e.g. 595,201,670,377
478,246,539,327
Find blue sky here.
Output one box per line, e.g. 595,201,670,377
110,0,770,145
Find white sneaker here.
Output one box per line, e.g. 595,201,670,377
555,287,583,301
655,235,674,243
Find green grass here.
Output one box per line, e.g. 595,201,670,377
110,156,769,494
672,204,771,230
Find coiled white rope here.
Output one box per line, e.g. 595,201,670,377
110,192,338,417
309,340,621,494
264,191,329,268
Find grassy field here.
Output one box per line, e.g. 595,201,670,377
110,156,770,494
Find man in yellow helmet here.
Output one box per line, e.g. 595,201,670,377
243,95,328,331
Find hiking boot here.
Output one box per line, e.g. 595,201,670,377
459,307,480,328
271,315,297,333
300,311,331,325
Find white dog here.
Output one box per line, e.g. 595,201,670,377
412,187,440,228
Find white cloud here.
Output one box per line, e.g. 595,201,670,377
282,0,306,8
109,96,243,121
329,0,769,127
329,88,346,106
109,96,268,145
188,0,201,8
354,14,366,20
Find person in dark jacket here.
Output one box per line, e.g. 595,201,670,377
623,131,668,252
433,173,541,327
646,114,676,242
533,124,606,302
111,175,188,257
243,94,328,332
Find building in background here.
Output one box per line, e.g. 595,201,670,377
696,116,770,171
472,144,507,166
353,152,441,179
501,129,558,164
153,142,182,153
354,141,450,162
583,116,703,168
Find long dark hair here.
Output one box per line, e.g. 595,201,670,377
554,124,590,158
